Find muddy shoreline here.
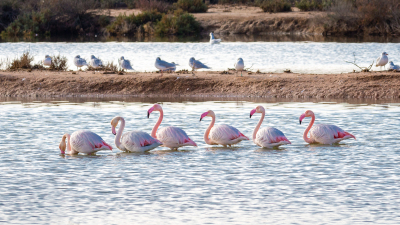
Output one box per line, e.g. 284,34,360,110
1,70,400,100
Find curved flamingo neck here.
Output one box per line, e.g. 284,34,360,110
303,115,315,144
151,109,163,138
204,115,215,145
253,111,265,141
115,117,125,150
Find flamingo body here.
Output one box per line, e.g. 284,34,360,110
111,117,162,152
148,104,197,150
209,124,248,145
157,126,197,149
120,130,162,152
254,127,291,147
299,110,356,145
59,130,112,154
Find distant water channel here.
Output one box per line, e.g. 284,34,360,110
1,97,400,224
1,34,400,74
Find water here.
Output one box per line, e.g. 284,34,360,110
1,40,400,74
1,98,400,224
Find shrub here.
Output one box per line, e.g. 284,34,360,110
135,0,171,13
105,10,162,35
174,0,208,13
257,0,291,13
295,0,332,11
155,9,201,36
8,51,33,70
50,55,68,71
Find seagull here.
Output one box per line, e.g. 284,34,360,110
234,58,245,76
73,55,87,70
388,61,400,71
90,55,103,69
155,57,178,77
376,52,389,70
209,32,221,44
119,56,134,71
189,57,211,75
43,55,51,67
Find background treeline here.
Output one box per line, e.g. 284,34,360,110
1,0,399,38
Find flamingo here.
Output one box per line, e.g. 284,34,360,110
43,55,52,67
299,110,356,144
250,106,291,148
111,116,162,152
147,104,197,150
200,110,249,147
376,52,389,70
59,130,112,155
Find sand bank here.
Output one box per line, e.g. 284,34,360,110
0,70,399,99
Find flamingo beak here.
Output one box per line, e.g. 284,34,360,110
200,112,208,121
250,109,256,118
112,126,116,135
147,107,154,118
299,114,306,124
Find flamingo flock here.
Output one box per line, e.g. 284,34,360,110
59,105,356,155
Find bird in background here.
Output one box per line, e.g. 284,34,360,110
90,55,103,69
147,104,197,150
200,110,249,147
43,55,51,67
110,116,162,152
189,57,211,75
73,55,87,71
235,58,244,76
388,61,400,71
250,105,291,148
155,57,178,77
376,52,389,70
59,130,112,155
299,110,356,145
209,32,221,44
119,56,134,72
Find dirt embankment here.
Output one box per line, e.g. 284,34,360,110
1,70,400,99
193,5,326,35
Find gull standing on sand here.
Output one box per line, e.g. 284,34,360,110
155,57,178,76
209,32,221,44
189,57,211,75
119,56,134,71
376,52,389,70
73,55,87,70
90,55,103,69
389,61,400,71
235,58,244,76
43,55,51,67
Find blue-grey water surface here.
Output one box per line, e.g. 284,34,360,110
0,99,399,224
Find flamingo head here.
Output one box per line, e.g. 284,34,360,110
59,134,67,154
382,52,388,56
110,117,121,135
200,110,215,121
250,105,265,118
147,104,162,118
299,110,314,124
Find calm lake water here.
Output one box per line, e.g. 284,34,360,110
1,98,400,224
1,36,400,74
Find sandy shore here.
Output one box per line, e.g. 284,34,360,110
1,70,399,99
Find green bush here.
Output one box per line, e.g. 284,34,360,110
1,10,51,37
106,10,162,35
174,0,208,13
257,0,292,13
155,9,201,36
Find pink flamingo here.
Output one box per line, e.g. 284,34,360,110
250,105,291,147
200,110,249,147
299,110,356,144
147,104,197,150
111,116,162,152
59,130,112,155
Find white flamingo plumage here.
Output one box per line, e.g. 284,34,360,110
250,106,291,148
147,104,197,150
59,130,112,154
299,110,356,144
43,55,51,67
111,116,162,152
200,110,249,147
